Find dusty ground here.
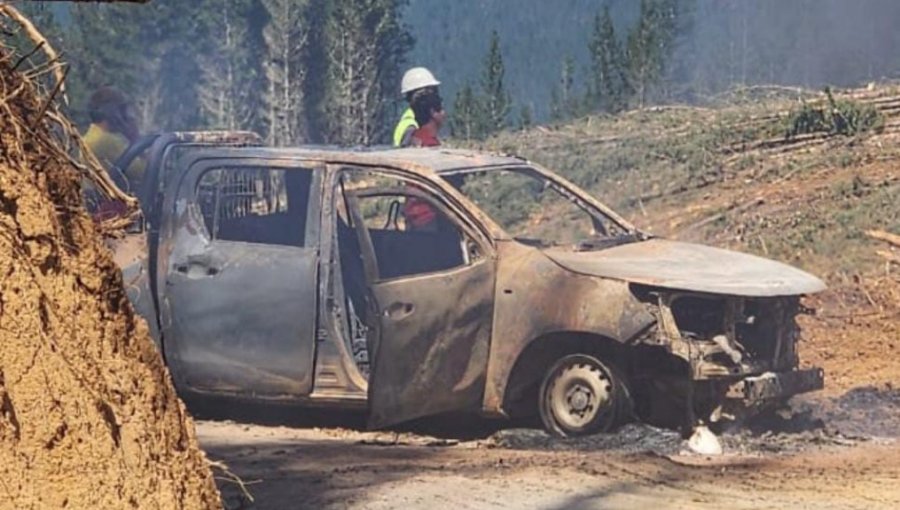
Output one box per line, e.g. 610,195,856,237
199,389,900,510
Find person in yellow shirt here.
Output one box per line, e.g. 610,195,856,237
82,86,145,193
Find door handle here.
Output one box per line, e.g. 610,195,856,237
383,301,415,320
173,258,220,278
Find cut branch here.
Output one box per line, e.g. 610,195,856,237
866,230,900,248
0,3,66,104
679,197,766,233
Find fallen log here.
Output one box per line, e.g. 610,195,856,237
679,197,766,233
866,230,900,248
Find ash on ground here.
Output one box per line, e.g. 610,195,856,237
488,424,685,455
486,388,900,456
808,386,900,438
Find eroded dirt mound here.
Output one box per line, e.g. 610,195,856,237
0,31,219,510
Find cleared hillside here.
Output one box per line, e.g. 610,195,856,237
468,84,900,394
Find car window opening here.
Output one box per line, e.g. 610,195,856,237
442,166,635,248
197,167,311,247
358,191,468,280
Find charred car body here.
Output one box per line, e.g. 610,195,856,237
114,132,825,436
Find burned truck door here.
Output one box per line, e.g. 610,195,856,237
116,132,263,348
159,158,321,397
344,183,495,428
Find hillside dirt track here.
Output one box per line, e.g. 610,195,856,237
199,387,900,510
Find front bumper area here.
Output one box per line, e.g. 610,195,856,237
725,367,824,403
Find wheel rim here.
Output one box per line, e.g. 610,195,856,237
546,359,616,433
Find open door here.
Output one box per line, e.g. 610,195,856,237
344,183,495,428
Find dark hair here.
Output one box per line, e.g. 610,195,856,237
411,91,443,126
87,86,139,142
88,86,128,123
405,85,438,104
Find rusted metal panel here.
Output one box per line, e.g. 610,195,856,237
482,241,656,414
162,219,319,397
111,232,160,346
546,239,827,297
309,164,372,402
375,147,526,172
130,132,265,358
366,260,496,428
340,179,497,428
157,157,320,398
726,368,824,401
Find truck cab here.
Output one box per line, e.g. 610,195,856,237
114,134,826,436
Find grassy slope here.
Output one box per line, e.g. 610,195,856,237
465,85,900,393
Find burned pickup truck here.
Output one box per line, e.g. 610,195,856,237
113,132,825,437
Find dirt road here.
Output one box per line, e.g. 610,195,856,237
197,390,900,509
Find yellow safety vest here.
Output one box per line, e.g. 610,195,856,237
393,108,418,147
83,123,145,186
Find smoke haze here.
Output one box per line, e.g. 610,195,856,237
407,0,900,115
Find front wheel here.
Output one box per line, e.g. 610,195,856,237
538,354,631,437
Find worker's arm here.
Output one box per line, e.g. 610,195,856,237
124,156,146,190
399,125,416,147
84,128,144,194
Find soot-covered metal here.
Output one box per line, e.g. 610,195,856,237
114,138,826,437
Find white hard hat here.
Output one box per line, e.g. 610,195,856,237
401,67,440,95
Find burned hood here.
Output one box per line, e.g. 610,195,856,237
545,239,826,297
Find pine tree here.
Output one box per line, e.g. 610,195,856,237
68,0,206,131
68,3,144,124
321,0,412,145
480,30,511,134
299,0,330,143
518,103,534,130
550,55,579,121
549,87,562,121
196,0,265,132
587,5,630,112
450,82,483,141
626,0,679,107
262,0,311,146
653,0,682,99
627,0,655,108
149,0,209,131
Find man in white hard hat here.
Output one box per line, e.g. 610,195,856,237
394,67,441,147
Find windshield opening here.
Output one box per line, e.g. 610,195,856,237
442,166,634,247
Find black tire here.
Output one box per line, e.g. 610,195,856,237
538,354,632,437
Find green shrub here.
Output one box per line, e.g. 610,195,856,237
784,88,883,138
